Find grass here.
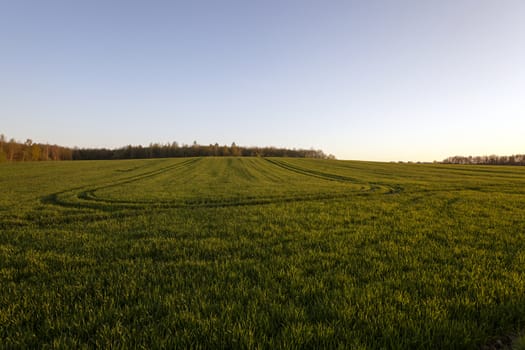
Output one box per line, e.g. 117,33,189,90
1,157,525,349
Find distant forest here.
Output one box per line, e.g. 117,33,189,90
0,135,73,162
443,154,525,166
0,134,334,162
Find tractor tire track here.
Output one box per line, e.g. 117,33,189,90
40,157,399,217
264,158,398,194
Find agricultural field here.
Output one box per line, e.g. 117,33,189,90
1,157,525,349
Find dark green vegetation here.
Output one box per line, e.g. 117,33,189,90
444,154,525,166
0,134,332,161
1,158,525,349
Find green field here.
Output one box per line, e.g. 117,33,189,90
1,157,525,349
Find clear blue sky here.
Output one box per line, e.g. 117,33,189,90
1,0,524,161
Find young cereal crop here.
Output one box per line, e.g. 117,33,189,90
1,157,525,349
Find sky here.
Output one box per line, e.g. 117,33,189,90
1,0,524,161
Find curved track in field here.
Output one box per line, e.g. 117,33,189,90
264,159,397,194
42,158,201,210
42,158,400,211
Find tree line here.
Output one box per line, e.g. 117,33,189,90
73,142,334,160
0,135,72,162
0,135,334,162
443,154,525,166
